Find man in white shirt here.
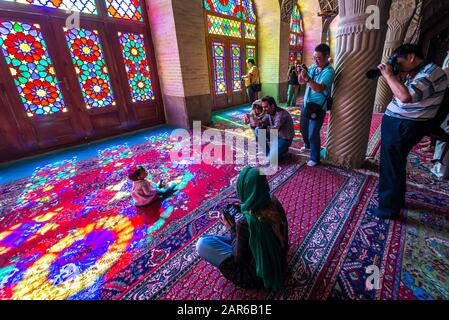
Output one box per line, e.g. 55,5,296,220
431,51,449,180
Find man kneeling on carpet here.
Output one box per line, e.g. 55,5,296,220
196,166,289,292
256,96,295,163
127,165,176,207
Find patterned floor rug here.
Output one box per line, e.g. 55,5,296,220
0,122,447,300
310,180,449,300
121,164,371,300
210,103,383,157
0,125,302,300
368,135,449,195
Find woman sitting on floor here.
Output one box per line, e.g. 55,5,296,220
196,166,289,292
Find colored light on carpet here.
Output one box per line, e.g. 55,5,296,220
0,128,244,299
210,104,383,156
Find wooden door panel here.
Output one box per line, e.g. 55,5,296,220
0,13,85,153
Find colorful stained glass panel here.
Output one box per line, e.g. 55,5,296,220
239,0,256,22
289,51,296,65
5,0,97,14
105,0,143,22
212,42,227,95
0,20,66,116
297,32,303,47
290,33,296,46
290,1,303,34
118,32,154,103
245,45,255,73
231,44,242,92
207,15,242,38
203,0,239,19
244,23,256,40
65,28,115,109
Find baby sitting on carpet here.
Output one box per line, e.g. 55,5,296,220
127,165,176,207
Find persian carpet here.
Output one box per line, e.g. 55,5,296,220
0,125,303,300
310,179,449,300
121,165,371,300
369,135,449,195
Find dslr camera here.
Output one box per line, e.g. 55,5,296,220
366,54,400,80
222,202,241,225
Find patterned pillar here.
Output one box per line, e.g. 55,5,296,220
326,0,392,168
373,0,417,113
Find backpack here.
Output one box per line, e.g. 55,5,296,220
427,87,449,142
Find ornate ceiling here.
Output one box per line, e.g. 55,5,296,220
318,0,339,16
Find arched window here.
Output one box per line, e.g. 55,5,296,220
203,0,257,110
0,0,163,158
289,1,304,66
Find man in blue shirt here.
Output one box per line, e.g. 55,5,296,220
298,44,335,167
376,44,448,219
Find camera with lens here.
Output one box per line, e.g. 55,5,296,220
366,54,400,80
222,202,241,225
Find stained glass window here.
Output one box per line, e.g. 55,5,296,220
231,44,242,92
289,51,296,65
289,1,304,64
0,20,66,116
239,0,256,22
4,0,97,14
244,23,256,40
105,0,143,22
212,42,227,95
326,29,331,47
204,0,239,18
245,44,255,72
290,33,296,46
65,28,115,109
204,0,256,22
207,15,242,38
118,32,154,103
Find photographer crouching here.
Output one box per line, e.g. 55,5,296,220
298,44,335,167
371,44,448,219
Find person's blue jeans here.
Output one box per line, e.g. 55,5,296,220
300,105,325,163
246,86,256,105
378,115,427,215
196,235,233,268
268,137,292,162
255,127,292,162
286,84,300,107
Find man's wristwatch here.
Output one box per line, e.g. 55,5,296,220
305,77,311,83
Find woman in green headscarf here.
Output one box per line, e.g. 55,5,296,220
196,166,289,291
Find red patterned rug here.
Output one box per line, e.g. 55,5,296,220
121,165,371,299
369,135,449,195
310,178,449,300
0,126,305,300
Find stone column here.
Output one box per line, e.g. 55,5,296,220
326,0,392,168
373,0,416,113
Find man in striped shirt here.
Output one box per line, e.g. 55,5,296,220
375,44,448,219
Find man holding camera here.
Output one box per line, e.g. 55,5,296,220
298,44,335,167
286,59,301,107
257,96,295,163
375,44,448,219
